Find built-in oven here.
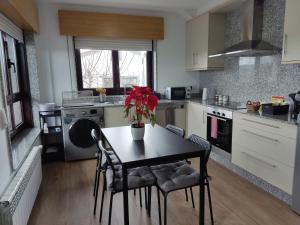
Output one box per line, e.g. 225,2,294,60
206,106,233,154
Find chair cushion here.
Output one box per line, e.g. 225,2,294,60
101,151,120,167
151,161,200,193
106,165,156,191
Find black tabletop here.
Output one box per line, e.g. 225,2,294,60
101,124,205,167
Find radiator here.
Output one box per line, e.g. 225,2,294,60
0,146,42,225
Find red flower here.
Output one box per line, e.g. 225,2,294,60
147,95,158,111
124,86,158,126
125,95,132,107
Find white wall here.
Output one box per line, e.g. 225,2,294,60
35,3,200,104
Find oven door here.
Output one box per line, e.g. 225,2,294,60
207,114,232,153
170,87,186,100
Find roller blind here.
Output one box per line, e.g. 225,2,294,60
74,37,152,51
0,13,23,43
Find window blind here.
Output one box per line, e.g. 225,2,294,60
74,37,152,51
0,13,23,43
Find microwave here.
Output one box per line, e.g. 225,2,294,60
165,87,192,100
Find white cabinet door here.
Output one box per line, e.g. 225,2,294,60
232,112,297,194
174,107,186,132
186,13,224,71
104,107,130,128
186,102,207,139
282,0,300,64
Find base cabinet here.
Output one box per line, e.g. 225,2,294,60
232,112,297,194
174,107,186,131
186,102,207,139
104,107,130,128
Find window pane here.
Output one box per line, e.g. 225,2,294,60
6,36,20,93
119,51,147,87
13,101,23,126
80,49,113,88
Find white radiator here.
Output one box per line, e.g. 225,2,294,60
0,146,42,225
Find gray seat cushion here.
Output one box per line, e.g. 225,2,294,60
106,165,156,191
101,151,120,167
151,161,200,193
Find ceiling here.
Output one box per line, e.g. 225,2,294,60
36,0,236,16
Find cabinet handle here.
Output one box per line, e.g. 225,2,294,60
207,115,228,122
242,118,280,129
284,34,288,55
242,152,277,168
242,129,279,143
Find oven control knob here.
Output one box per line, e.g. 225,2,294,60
222,113,225,117
212,111,216,114
217,112,220,115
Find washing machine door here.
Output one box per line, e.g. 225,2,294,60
69,118,100,148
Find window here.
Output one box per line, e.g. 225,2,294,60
0,32,33,138
75,40,153,95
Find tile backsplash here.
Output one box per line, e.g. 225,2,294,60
199,0,300,103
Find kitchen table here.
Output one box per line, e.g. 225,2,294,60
101,124,207,225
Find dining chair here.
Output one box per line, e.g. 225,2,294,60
151,134,214,225
91,129,120,215
93,131,159,225
164,124,192,202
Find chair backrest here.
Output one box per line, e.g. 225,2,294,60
91,129,101,153
166,124,185,138
91,129,117,189
188,134,212,166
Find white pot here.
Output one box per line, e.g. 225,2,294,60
131,125,145,141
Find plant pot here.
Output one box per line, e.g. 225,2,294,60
131,123,145,140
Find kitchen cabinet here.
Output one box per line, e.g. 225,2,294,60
104,107,130,128
282,0,300,64
186,13,225,71
232,112,297,194
174,107,186,131
104,106,154,128
186,102,207,139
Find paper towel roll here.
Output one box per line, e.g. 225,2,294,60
202,88,208,100
0,109,8,130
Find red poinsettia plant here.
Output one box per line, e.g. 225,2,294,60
124,86,158,127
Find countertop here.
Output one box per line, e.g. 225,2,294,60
235,109,298,126
60,98,298,126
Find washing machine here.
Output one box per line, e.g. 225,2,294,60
62,107,104,161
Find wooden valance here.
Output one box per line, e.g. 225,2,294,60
0,0,39,32
58,10,164,40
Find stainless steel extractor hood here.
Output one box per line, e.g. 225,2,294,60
209,0,281,58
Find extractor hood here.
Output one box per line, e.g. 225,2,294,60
209,0,281,58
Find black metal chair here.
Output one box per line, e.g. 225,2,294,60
91,129,120,215
164,124,192,202
92,130,159,225
151,134,214,225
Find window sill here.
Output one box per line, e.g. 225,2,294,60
10,127,41,170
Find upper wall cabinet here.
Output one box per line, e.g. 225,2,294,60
282,0,300,64
186,13,225,71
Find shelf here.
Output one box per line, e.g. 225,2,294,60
39,110,61,117
42,126,63,135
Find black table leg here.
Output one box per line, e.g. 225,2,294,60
122,166,130,225
199,154,205,225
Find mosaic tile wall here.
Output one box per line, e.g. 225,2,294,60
24,32,40,127
199,0,300,103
